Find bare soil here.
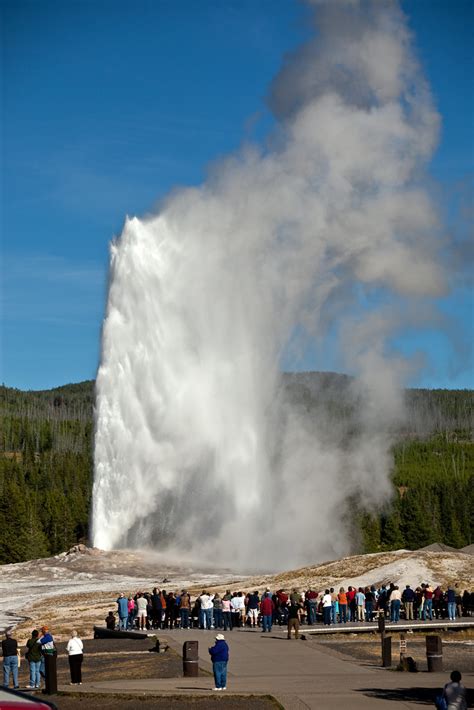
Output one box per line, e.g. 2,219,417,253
33,695,280,710
315,631,474,673
16,637,184,687
3,547,473,642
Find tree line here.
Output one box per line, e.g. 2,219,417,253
0,382,93,564
0,377,472,564
359,436,474,552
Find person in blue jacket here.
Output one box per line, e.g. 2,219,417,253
39,626,55,678
116,593,129,630
208,633,229,690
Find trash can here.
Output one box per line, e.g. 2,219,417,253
426,635,443,672
44,650,58,694
183,640,199,677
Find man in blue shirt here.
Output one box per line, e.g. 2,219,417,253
209,633,229,690
116,593,129,630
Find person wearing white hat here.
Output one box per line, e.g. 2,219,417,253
208,633,229,690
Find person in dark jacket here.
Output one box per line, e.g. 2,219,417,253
2,630,19,689
165,592,176,629
446,586,456,621
25,629,42,689
287,603,300,639
208,633,229,690
402,585,415,620
105,611,116,630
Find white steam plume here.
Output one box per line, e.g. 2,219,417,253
93,0,445,569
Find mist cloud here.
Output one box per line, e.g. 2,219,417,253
93,0,446,569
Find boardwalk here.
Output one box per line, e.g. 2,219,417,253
61,627,474,709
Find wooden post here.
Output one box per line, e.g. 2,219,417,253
426,635,443,672
378,611,391,667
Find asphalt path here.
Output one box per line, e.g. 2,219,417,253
59,627,474,709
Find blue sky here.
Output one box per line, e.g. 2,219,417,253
1,0,473,391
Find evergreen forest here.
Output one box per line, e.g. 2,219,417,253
0,375,472,565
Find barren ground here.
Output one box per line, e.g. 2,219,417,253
2,545,472,644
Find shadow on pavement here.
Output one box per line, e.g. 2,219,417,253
356,686,473,706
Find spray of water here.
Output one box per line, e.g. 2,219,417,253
93,0,445,569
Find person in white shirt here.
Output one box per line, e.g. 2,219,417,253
66,630,83,685
199,591,215,629
136,593,148,630
322,590,332,626
390,586,402,623
355,588,366,622
231,593,245,628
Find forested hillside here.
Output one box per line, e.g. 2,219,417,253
0,375,472,564
0,382,93,563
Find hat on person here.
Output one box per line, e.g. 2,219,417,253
215,633,225,640
41,626,48,632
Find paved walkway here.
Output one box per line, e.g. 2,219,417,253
60,628,473,709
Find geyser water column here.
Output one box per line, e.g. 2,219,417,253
93,0,446,569
93,213,279,554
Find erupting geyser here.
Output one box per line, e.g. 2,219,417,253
93,0,446,569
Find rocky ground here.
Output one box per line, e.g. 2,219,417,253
239,549,474,596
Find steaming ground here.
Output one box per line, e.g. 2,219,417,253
0,545,240,636
2,546,472,639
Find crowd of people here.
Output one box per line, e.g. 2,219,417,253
1,626,83,690
111,582,473,634
2,623,468,707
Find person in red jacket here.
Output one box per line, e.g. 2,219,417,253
423,585,434,621
306,589,318,625
346,586,356,622
260,593,274,633
276,590,289,625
